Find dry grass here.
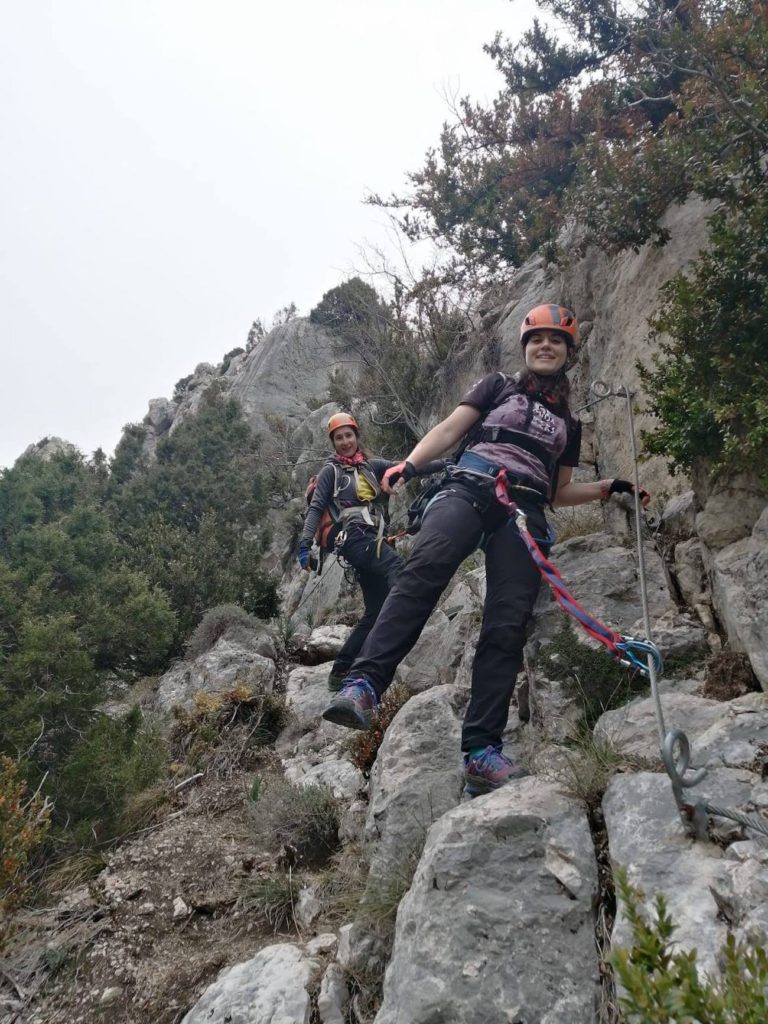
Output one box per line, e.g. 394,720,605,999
344,683,412,775
550,503,604,542
245,776,340,869
238,871,303,934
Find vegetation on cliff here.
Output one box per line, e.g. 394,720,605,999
365,0,768,480
0,392,278,858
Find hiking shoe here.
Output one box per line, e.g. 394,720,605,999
327,669,348,692
322,676,379,731
463,745,526,798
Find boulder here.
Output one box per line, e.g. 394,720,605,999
661,491,698,541
594,692,723,760
710,506,768,688
155,638,275,713
278,664,347,747
534,533,674,643
305,625,354,662
364,685,465,889
181,943,315,1023
374,778,599,1024
604,768,766,979
673,537,706,606
696,476,767,550
282,755,365,801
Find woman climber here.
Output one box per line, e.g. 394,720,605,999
298,412,445,691
321,305,650,797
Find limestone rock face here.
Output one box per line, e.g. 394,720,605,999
534,532,674,642
710,506,768,688
181,943,315,1023
604,768,767,979
696,475,767,550
229,321,357,437
142,397,175,454
364,685,465,888
155,636,276,713
374,779,599,1024
594,692,722,759
19,436,80,462
661,491,699,540
490,196,715,498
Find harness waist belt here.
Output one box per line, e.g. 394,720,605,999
479,427,553,472
455,452,547,502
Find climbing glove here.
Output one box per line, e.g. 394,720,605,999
605,478,651,508
382,460,417,492
298,541,312,571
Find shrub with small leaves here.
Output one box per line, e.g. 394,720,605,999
246,776,340,869
612,867,768,1023
1,757,51,948
171,686,288,773
184,604,265,661
537,622,644,730
345,683,411,775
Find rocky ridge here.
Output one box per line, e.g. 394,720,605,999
6,196,768,1023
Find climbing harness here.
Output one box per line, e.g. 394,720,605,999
583,380,768,843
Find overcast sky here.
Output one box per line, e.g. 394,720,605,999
1,0,538,469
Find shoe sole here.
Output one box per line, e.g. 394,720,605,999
322,700,373,731
463,768,527,798
463,775,499,798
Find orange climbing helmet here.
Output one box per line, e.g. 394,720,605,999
327,412,359,438
520,304,579,350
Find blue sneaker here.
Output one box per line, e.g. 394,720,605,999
322,676,379,731
463,745,526,797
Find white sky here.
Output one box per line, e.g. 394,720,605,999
1,0,539,469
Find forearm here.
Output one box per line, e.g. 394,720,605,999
415,458,446,476
552,479,606,508
407,406,481,470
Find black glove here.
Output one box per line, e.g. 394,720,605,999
383,460,417,490
609,479,651,507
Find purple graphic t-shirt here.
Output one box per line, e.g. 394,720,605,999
459,372,581,494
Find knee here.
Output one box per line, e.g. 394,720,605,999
397,530,464,591
478,619,528,658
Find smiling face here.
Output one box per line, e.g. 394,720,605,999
523,329,569,375
331,426,359,457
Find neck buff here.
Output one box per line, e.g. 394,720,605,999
334,450,365,466
523,370,563,403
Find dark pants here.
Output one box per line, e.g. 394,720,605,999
347,478,549,752
332,526,404,676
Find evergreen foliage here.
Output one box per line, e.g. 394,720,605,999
0,391,278,850
110,388,278,639
613,868,768,1022
369,0,768,276
538,621,643,729
640,200,768,486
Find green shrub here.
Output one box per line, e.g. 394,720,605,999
640,202,768,488
184,604,264,661
612,867,768,1023
246,777,340,869
537,621,645,730
54,707,166,845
